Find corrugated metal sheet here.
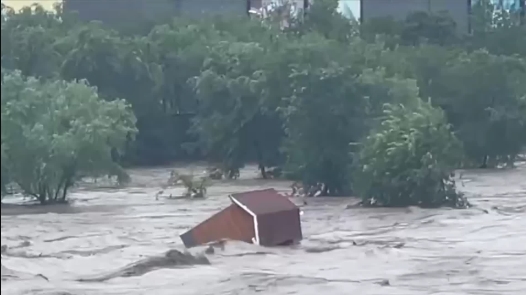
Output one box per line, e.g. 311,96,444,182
258,209,303,246
181,188,303,248
230,188,303,247
180,203,255,248
230,188,298,215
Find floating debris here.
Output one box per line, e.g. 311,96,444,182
180,188,303,248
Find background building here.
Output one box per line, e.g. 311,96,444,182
9,0,521,29
360,0,525,34
63,0,250,25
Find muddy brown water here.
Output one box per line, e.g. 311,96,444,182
1,163,525,295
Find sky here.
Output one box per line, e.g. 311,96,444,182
2,0,58,10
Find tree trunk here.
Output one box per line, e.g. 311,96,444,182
254,140,267,179
322,184,329,196
61,180,71,202
259,164,267,179
480,155,488,168
506,155,515,168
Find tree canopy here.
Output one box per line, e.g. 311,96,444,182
1,70,137,203
1,0,525,207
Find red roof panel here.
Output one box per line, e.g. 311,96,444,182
230,188,298,216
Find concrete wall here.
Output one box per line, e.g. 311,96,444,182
361,0,471,33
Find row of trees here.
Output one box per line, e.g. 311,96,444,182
1,0,525,207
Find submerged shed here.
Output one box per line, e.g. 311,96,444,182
180,188,302,248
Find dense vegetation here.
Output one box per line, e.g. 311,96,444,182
1,0,525,206
1,71,136,204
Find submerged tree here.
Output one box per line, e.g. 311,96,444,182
0,140,8,197
1,70,137,204
435,50,526,167
355,102,467,208
1,1,525,209
281,63,364,196
190,41,275,178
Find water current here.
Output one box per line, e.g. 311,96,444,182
2,164,525,295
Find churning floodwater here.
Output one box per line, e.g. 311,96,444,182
2,163,525,295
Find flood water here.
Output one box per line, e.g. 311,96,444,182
2,163,525,295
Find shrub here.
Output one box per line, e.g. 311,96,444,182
1,71,137,204
355,102,468,208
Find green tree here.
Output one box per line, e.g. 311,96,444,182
468,0,526,56
400,11,458,46
301,0,357,42
379,46,526,168
281,59,420,195
437,50,526,167
361,11,458,48
355,102,467,208
2,1,525,209
282,63,364,195
190,41,282,178
58,23,171,164
1,4,65,78
1,71,137,204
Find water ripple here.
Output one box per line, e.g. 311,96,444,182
2,165,525,295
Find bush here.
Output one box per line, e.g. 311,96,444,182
355,102,468,208
2,2,524,209
1,70,137,204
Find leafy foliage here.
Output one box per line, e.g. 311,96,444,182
1,1,525,207
281,63,363,195
469,0,526,56
190,41,275,178
1,70,137,204
356,102,467,208
436,50,526,167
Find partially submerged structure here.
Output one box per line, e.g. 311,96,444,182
180,188,302,248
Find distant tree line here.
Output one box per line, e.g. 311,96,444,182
1,0,525,207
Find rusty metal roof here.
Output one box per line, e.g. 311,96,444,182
229,188,299,216
180,204,255,248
